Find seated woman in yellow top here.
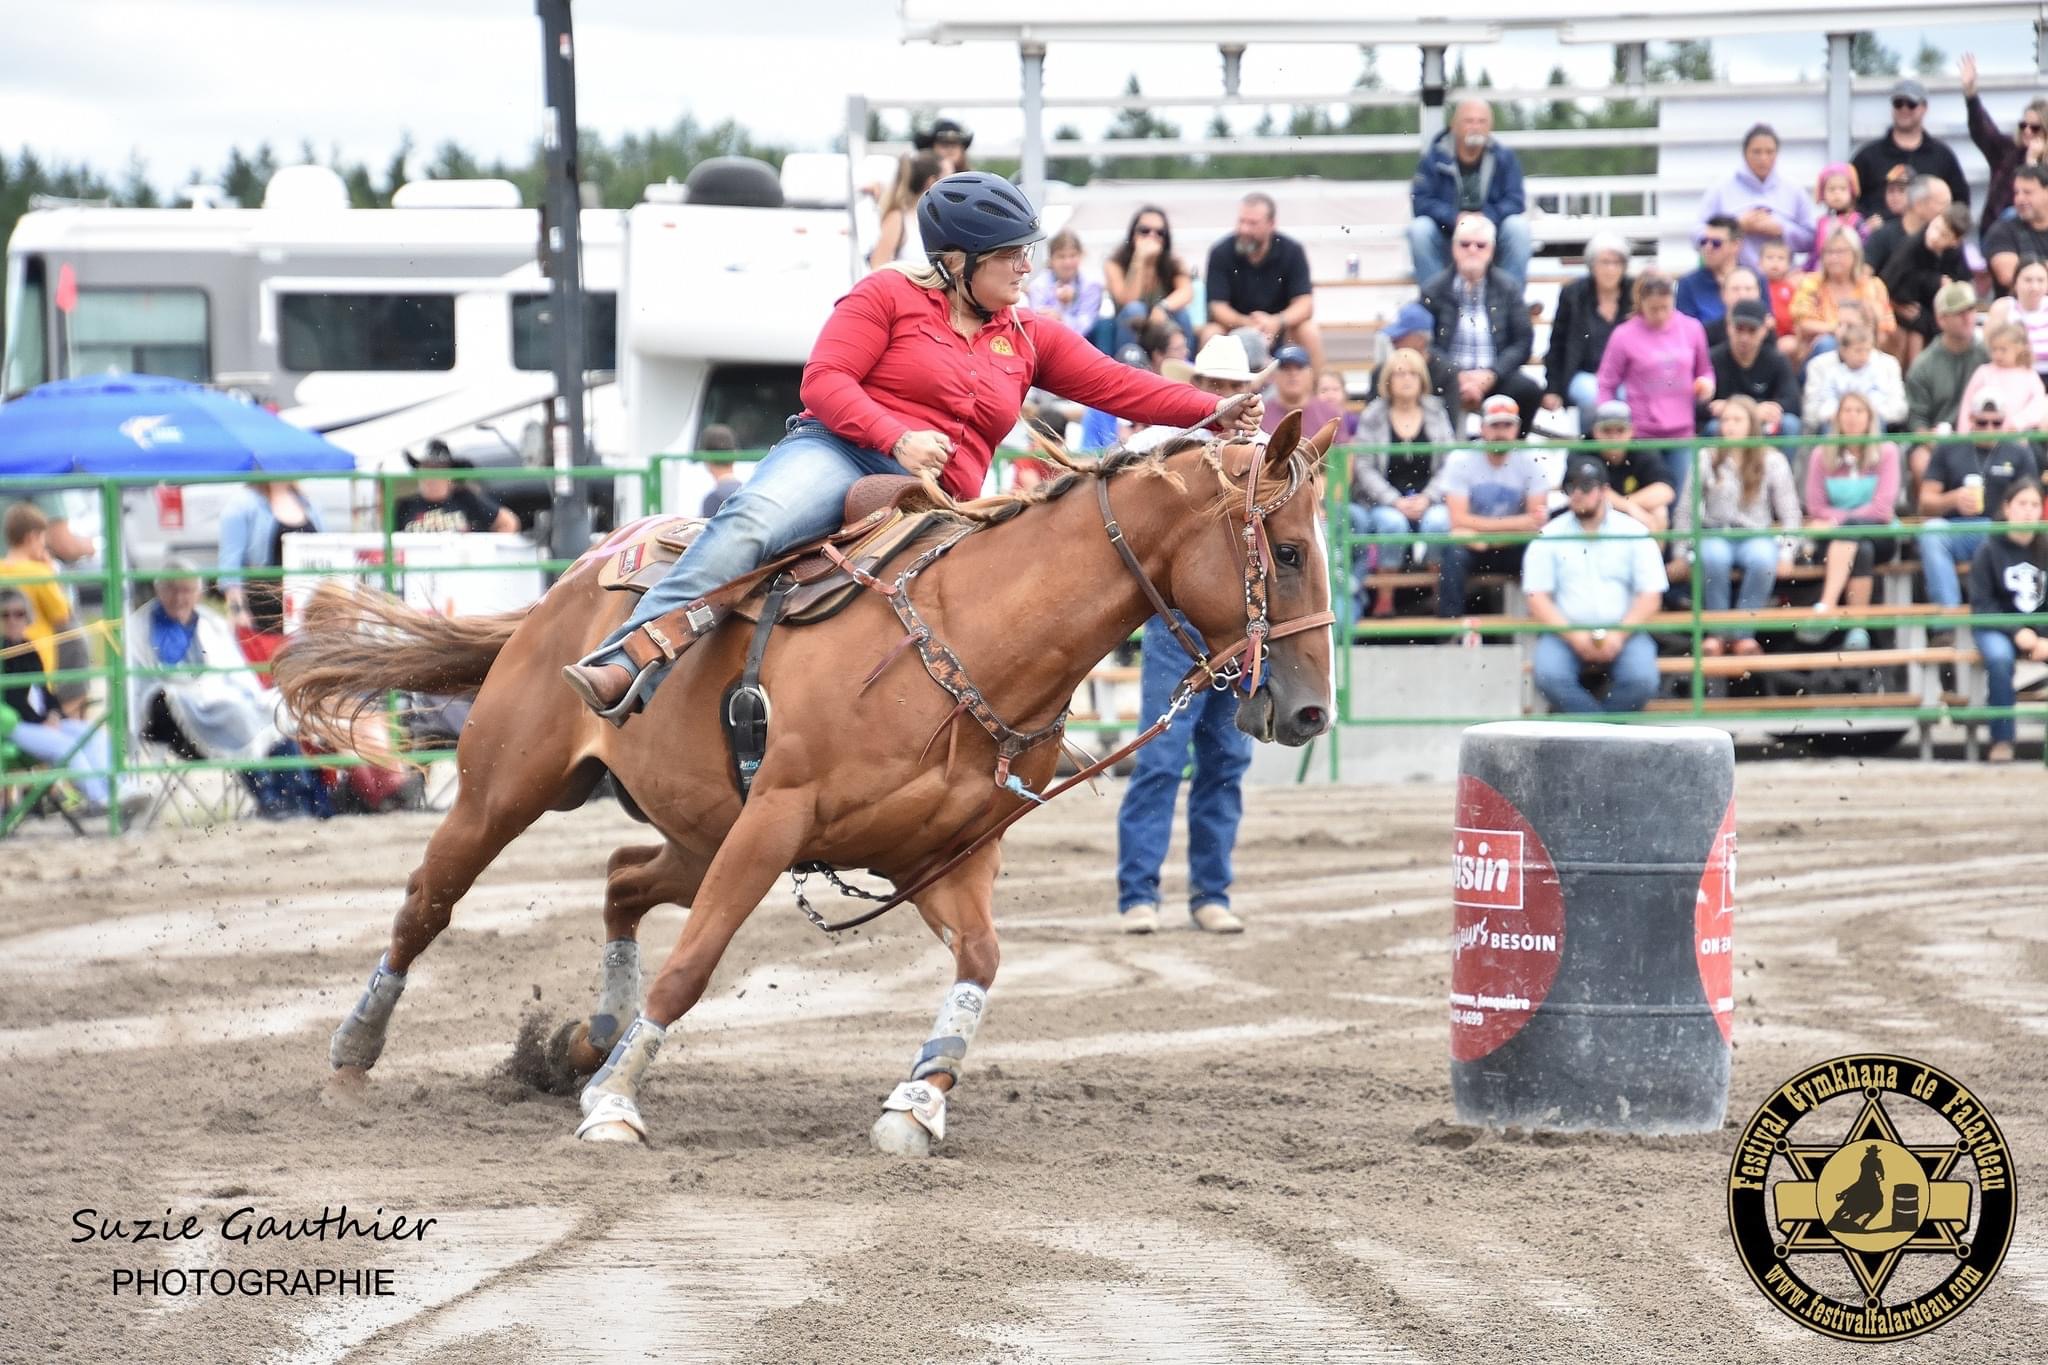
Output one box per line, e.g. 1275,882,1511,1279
0,501,86,716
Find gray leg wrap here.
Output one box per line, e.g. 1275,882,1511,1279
330,954,407,1071
908,982,987,1084
588,939,642,1053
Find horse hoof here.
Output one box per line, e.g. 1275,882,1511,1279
578,1120,646,1144
870,1109,933,1157
559,1021,608,1077
322,1066,371,1108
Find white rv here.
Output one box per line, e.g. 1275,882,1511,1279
3,165,625,562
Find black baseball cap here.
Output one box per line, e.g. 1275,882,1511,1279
1729,298,1769,328
1563,454,1608,492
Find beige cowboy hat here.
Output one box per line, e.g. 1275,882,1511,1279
1187,334,1275,385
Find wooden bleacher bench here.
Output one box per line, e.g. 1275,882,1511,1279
1653,646,1979,678
1643,691,1968,715
1360,570,1515,593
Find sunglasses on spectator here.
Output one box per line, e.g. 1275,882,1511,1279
1892,97,1923,110
2023,121,2045,134
1978,415,2005,426
1699,235,1728,248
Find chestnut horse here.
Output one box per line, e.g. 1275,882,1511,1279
274,415,1336,1152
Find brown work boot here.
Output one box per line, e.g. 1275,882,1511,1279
565,600,721,725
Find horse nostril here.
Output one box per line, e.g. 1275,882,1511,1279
1297,706,1326,732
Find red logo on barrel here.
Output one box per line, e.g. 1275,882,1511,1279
1694,802,1737,1042
1449,775,1566,1063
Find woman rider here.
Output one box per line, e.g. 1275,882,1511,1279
565,173,1263,721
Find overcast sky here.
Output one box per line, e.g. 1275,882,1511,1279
0,0,2029,195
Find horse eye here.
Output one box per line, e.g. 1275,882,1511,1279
1275,543,1303,569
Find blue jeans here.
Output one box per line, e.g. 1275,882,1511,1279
1531,632,1660,714
1368,501,1452,567
1916,517,1989,607
1113,299,1195,354
1566,371,1600,434
1436,542,1524,617
1115,616,1253,915
1697,534,1781,636
1975,628,2021,745
598,418,905,673
1407,214,1533,287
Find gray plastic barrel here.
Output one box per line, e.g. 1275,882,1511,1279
1449,721,1735,1133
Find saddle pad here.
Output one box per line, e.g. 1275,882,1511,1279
594,516,704,593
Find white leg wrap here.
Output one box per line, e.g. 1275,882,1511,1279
329,954,407,1071
580,1016,664,1110
588,939,642,1053
577,1015,665,1141
909,981,987,1085
881,1079,948,1141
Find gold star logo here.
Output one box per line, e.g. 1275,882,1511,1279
1771,1093,1972,1302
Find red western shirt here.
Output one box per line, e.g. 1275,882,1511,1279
800,269,1218,499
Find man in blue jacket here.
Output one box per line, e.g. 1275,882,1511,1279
1408,100,1531,287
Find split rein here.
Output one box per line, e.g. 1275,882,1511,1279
796,416,1336,933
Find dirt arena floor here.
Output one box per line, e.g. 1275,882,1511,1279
3,759,2045,1363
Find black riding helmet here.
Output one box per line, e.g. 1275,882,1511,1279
917,172,1048,318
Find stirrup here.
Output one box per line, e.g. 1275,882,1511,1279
565,649,662,726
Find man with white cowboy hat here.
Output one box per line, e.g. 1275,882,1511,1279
1112,331,1273,937
1125,333,1272,453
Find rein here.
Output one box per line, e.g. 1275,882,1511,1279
797,420,1334,933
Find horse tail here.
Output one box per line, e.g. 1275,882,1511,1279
272,583,531,756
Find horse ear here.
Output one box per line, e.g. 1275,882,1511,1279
1301,417,1341,461
1263,409,1303,473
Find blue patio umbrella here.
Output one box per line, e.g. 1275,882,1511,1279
0,374,356,477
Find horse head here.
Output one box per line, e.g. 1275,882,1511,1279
1166,409,1337,747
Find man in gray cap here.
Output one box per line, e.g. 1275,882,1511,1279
1588,401,1676,533
1852,78,1970,219
1904,281,1989,486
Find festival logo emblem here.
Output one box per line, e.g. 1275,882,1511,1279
989,337,1014,356
1727,1054,2015,1341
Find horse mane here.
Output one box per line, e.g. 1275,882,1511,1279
936,421,1243,528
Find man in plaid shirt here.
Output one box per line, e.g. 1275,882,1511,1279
1418,213,1543,431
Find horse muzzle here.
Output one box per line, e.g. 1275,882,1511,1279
1234,687,1329,747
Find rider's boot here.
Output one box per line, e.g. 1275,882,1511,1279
563,598,725,725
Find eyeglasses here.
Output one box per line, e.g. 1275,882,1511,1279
1453,239,1490,250
1133,226,1164,237
1893,97,1923,110
1699,235,1728,249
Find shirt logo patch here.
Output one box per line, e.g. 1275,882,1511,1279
990,337,1014,356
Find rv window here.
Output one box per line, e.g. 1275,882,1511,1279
69,288,209,383
700,365,804,454
3,259,49,395
511,291,618,371
278,293,455,371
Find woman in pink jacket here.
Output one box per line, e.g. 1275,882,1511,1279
1597,272,1715,498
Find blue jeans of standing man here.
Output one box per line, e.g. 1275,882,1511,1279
1696,534,1781,638
1974,629,2021,745
591,418,905,681
1115,615,1253,917
1916,517,1989,607
1531,633,1660,714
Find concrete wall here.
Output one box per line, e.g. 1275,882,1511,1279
1248,641,1526,785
